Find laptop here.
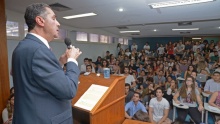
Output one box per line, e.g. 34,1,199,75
196,74,207,82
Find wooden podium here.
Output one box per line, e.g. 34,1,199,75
72,73,126,124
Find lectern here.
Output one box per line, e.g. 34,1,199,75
72,73,125,124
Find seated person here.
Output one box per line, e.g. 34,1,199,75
2,94,14,124
204,71,220,94
208,91,220,121
142,83,155,106
149,87,171,124
125,83,134,104
216,118,220,124
86,65,93,73
173,76,204,124
97,59,109,74
125,92,147,119
164,80,177,105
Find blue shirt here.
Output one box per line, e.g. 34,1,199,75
125,101,147,117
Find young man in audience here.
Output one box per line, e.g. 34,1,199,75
80,58,89,72
143,42,150,54
80,58,95,73
104,51,110,61
86,65,93,73
149,87,171,124
153,70,166,87
122,66,136,87
176,41,185,58
125,83,134,104
179,58,189,72
125,92,147,119
204,71,220,94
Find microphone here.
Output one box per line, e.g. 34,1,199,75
64,38,72,49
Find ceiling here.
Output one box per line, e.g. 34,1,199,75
5,0,220,37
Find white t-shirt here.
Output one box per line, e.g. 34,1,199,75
122,74,135,85
157,47,165,55
144,45,150,53
149,98,170,122
131,44,138,51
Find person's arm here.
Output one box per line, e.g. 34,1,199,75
204,80,213,94
196,89,204,111
32,47,81,100
158,109,169,124
125,103,132,119
125,112,132,119
184,71,187,79
208,92,220,109
173,91,180,104
149,107,156,124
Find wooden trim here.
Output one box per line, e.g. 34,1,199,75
0,0,10,123
92,95,125,115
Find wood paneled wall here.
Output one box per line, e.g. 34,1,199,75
0,0,11,123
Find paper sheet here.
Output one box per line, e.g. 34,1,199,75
74,84,109,111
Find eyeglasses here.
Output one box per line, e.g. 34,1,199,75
186,80,193,82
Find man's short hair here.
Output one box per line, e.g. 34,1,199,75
84,58,89,61
134,92,141,98
213,71,220,75
106,51,110,53
86,65,92,69
125,83,131,88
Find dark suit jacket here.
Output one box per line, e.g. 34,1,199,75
12,34,80,124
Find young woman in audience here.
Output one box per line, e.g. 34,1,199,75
128,59,137,72
184,65,195,79
173,76,204,124
174,64,181,75
2,94,14,124
112,60,120,74
142,82,155,106
166,79,177,99
125,48,131,57
208,91,220,121
165,66,173,78
197,60,210,73
97,59,109,73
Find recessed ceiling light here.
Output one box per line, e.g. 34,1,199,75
118,8,124,12
63,12,97,19
192,38,201,39
148,0,215,9
218,27,220,29
172,28,199,31
153,29,157,32
120,30,140,33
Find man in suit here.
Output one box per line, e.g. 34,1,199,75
12,3,82,124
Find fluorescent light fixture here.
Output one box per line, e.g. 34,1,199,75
172,28,199,31
192,38,201,39
120,30,140,33
63,13,97,19
118,8,124,12
148,0,215,9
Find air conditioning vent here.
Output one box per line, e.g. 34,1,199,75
117,26,129,29
131,33,140,35
49,3,72,12
180,32,190,34
178,22,192,26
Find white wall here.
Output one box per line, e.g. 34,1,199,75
6,9,128,87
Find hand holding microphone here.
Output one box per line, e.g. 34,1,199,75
64,38,82,60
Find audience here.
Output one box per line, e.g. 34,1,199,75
7,39,220,123
2,94,14,124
